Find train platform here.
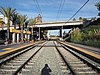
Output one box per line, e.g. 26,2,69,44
59,41,100,62
0,41,43,59
65,42,100,55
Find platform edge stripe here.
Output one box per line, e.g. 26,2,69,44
0,41,44,59
60,41,100,60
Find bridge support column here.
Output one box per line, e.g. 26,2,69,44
17,33,19,43
12,33,16,43
59,28,62,37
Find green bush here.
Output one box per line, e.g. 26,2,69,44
69,26,100,48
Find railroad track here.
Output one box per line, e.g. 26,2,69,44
0,41,99,75
0,42,47,75
54,41,100,75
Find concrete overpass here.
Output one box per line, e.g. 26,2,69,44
34,20,83,29
32,20,84,39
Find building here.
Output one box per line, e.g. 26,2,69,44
35,14,42,24
0,15,31,43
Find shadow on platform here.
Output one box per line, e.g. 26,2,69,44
41,64,52,75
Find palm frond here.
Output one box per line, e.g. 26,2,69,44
0,7,7,17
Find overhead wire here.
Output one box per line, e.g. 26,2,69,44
56,0,63,20
59,0,65,19
66,0,89,23
33,0,42,15
56,0,65,21
35,0,42,14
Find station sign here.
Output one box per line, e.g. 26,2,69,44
10,29,31,34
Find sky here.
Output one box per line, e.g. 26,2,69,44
0,0,99,35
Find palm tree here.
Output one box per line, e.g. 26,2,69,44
95,2,100,17
0,7,16,41
17,14,22,30
18,15,28,42
12,12,18,29
29,18,36,40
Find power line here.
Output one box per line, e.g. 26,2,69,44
66,0,89,23
59,0,65,19
35,0,42,14
57,0,63,20
56,0,65,20
33,0,42,15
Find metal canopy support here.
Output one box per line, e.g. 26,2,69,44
62,26,63,39
59,26,63,38
39,27,40,40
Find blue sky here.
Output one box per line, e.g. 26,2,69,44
0,0,99,36
0,0,99,22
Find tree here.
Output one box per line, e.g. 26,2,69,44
83,18,87,21
79,17,83,21
95,2,100,17
12,12,18,29
0,7,16,40
19,15,28,42
17,14,22,30
29,18,36,40
91,17,96,21
73,18,76,21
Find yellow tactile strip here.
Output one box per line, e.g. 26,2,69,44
3,48,13,51
59,41,100,60
0,41,44,59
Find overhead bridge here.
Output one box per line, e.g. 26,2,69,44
33,21,83,30
32,20,84,38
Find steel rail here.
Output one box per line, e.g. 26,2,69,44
0,45,36,65
0,41,46,75
0,41,44,65
53,41,76,75
59,41,100,73
13,42,45,75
